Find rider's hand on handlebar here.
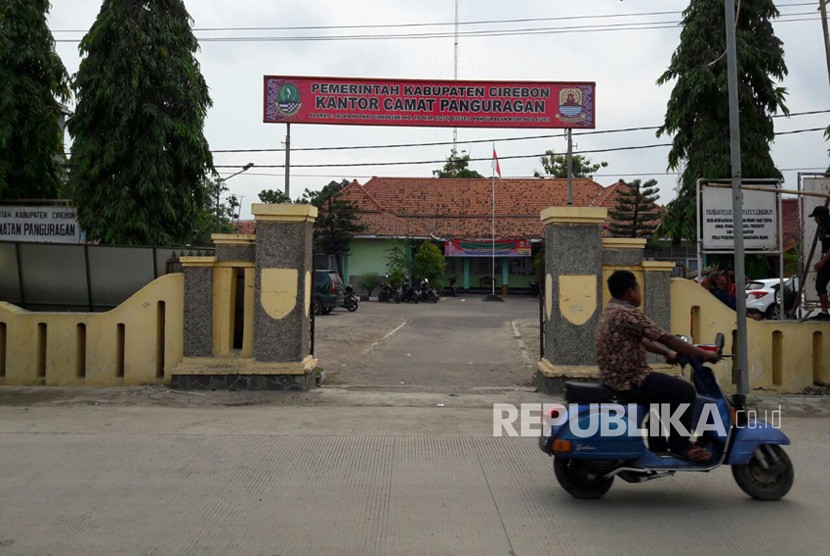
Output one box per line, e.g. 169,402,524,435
664,351,679,365
701,350,720,364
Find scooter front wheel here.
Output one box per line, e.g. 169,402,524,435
731,444,794,501
553,457,614,499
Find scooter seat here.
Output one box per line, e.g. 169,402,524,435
564,381,616,403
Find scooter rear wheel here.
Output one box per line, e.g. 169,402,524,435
731,444,794,501
553,457,614,499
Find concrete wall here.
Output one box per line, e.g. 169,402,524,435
670,278,830,393
0,274,183,386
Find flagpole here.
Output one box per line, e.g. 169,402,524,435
484,144,504,302
492,151,496,296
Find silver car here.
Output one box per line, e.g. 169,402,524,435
745,277,798,319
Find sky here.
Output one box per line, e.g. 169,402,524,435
46,1,829,220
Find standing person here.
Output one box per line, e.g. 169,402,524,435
709,271,736,310
810,205,830,320
596,270,720,462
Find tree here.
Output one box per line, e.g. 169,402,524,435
67,0,214,246
258,189,290,204
0,0,70,200
385,243,411,285
656,0,788,244
412,241,446,291
302,179,366,278
433,149,483,178
359,272,381,297
534,150,607,178
607,179,661,240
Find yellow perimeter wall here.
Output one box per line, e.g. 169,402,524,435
2,272,828,392
671,278,830,392
0,273,183,386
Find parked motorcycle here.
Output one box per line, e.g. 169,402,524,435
447,276,459,297
418,278,439,303
401,281,420,303
342,284,359,312
539,333,793,500
528,280,540,297
378,277,401,303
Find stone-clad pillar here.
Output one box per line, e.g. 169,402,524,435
643,260,675,333
211,234,256,357
536,207,607,392
180,256,216,357
172,207,318,391
252,204,317,370
600,238,647,307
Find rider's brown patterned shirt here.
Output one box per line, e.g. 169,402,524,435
595,299,665,391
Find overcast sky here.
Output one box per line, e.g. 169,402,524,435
47,1,829,219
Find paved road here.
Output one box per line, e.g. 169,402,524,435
2,297,829,554
0,397,828,555
314,294,542,392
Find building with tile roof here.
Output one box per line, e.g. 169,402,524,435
336,176,627,292
233,178,803,293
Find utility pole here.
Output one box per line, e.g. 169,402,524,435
820,1,830,90
284,124,291,199
566,129,574,206
724,0,750,400
820,0,830,173
215,162,254,230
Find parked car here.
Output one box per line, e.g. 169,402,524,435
745,276,798,319
313,270,344,315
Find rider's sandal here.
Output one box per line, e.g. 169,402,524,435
678,446,711,463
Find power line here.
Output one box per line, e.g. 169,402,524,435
51,10,819,43
50,3,817,34
211,111,829,154
227,165,829,180
213,125,826,170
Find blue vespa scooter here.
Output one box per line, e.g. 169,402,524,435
539,333,794,500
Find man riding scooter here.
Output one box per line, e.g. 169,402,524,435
597,270,720,462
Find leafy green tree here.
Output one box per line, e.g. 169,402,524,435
534,150,607,179
433,149,483,178
412,241,446,291
607,179,661,240
656,0,788,244
359,272,381,297
386,243,411,284
302,179,366,278
67,0,214,246
258,189,290,204
0,0,70,200
188,176,245,246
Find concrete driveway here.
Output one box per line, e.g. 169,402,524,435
313,294,542,392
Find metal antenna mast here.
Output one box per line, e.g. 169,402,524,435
452,0,459,151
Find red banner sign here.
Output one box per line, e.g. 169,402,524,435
264,76,595,129
445,239,532,257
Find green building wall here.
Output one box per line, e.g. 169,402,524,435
345,238,404,286
345,238,536,292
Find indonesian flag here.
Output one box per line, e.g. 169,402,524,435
492,147,501,178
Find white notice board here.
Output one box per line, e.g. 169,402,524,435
700,185,779,252
0,206,81,243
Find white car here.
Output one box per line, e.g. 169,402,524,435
745,277,799,319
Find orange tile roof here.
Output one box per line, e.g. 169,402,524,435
352,176,606,239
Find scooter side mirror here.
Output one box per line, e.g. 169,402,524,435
714,332,725,355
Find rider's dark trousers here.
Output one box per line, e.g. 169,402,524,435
623,373,697,453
